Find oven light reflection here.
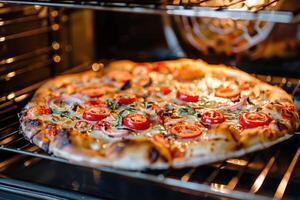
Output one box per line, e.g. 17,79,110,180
210,183,230,194
7,93,15,100
92,63,104,72
226,158,248,166
15,94,28,102
5,71,16,80
5,58,14,64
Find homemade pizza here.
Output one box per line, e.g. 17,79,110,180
19,59,299,170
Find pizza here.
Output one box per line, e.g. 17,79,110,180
19,59,299,170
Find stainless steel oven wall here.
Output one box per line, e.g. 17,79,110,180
0,4,95,97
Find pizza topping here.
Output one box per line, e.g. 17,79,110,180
174,67,204,82
239,82,251,91
114,93,137,105
148,86,172,96
106,99,119,110
239,112,271,129
152,62,170,73
82,107,110,121
177,106,196,117
176,91,199,102
160,86,172,95
37,106,52,115
81,87,111,98
123,113,150,130
94,121,129,137
170,122,204,139
201,111,225,125
215,87,240,99
132,64,152,87
45,124,59,139
107,70,132,83
218,95,247,111
75,121,91,133
281,104,295,119
86,100,106,107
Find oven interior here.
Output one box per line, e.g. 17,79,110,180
0,1,300,199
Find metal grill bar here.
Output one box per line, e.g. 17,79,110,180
1,0,299,23
274,148,300,200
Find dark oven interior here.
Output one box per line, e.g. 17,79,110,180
0,1,300,199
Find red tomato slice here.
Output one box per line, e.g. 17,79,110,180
123,113,150,130
239,112,271,129
152,62,170,73
114,93,137,105
81,86,112,98
201,111,225,125
107,70,132,82
85,100,106,107
148,86,172,95
170,123,203,139
82,107,110,121
37,105,52,115
152,133,170,148
160,86,172,95
215,87,240,99
239,82,251,91
176,91,199,102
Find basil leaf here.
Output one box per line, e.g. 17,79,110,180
177,106,196,117
106,99,119,110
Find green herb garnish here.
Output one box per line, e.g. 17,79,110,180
106,99,119,110
177,106,196,117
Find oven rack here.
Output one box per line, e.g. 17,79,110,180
1,0,300,23
0,70,300,200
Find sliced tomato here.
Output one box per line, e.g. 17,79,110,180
148,86,172,95
37,105,52,115
281,104,295,119
107,70,132,83
176,91,199,102
152,62,170,73
201,110,225,125
239,112,271,129
160,86,172,95
114,93,137,105
123,113,150,130
85,100,106,107
170,123,203,139
82,107,110,121
152,133,170,148
94,121,129,137
239,82,251,91
81,86,112,98
215,87,240,99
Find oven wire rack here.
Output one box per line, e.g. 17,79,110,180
1,0,300,23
